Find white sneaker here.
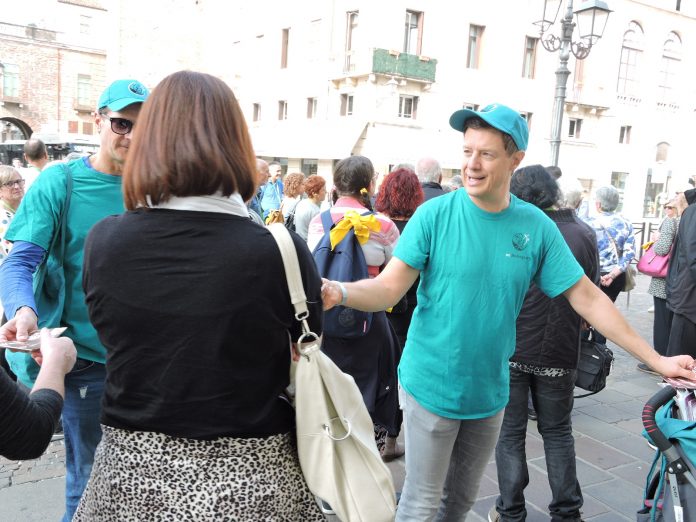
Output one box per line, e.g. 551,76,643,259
488,506,500,522
648,306,655,313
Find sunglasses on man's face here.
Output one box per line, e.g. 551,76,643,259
104,116,134,136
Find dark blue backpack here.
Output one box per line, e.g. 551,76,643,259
312,210,373,338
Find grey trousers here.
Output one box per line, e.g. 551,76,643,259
397,386,504,522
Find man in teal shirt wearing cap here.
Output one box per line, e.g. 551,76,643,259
0,79,149,521
321,103,695,521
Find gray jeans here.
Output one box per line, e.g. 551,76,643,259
397,387,504,521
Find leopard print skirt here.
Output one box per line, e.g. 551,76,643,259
73,425,325,522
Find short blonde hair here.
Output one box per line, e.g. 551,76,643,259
283,173,305,198
0,165,20,186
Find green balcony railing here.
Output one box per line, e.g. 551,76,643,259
371,48,437,83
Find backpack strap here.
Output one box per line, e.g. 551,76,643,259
320,210,334,234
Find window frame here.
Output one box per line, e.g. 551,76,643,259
77,74,91,107
340,93,354,116
403,10,423,55
278,100,288,120
281,28,290,69
619,125,632,144
466,24,484,69
568,118,582,139
617,22,644,97
306,97,318,119
2,63,20,99
521,36,538,79
398,95,418,119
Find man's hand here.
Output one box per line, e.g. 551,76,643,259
321,278,342,311
31,328,76,371
650,355,696,379
0,306,39,343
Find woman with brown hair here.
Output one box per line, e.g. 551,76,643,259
293,175,326,240
74,71,324,521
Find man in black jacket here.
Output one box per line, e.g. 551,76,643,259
666,188,696,357
415,157,446,202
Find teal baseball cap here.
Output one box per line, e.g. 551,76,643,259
98,79,149,112
449,103,529,151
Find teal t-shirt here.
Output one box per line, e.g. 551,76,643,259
6,157,124,371
395,190,584,419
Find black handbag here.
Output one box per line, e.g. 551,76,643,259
575,329,614,398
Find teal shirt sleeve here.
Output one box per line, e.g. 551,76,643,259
5,164,67,249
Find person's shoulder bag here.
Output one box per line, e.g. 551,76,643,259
267,223,396,522
575,328,614,398
637,242,672,279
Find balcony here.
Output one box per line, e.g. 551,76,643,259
371,49,437,83
335,48,437,86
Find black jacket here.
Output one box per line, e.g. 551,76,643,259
666,189,696,322
421,182,446,202
512,210,600,369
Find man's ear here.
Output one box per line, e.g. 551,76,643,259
510,151,525,173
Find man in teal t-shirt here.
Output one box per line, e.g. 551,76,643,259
321,103,695,521
0,78,149,522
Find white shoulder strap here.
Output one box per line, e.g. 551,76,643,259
267,224,309,322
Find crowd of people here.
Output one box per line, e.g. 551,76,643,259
0,72,694,522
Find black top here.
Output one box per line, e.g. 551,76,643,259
0,370,63,460
421,182,446,202
667,201,696,322
83,209,322,440
513,209,600,369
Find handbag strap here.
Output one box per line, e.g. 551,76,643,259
266,223,312,338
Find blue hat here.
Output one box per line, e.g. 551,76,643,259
98,79,149,111
449,103,529,151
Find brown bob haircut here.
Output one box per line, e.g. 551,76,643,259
123,70,256,209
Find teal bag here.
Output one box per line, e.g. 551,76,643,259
6,167,72,387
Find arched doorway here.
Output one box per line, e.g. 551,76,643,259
0,117,33,142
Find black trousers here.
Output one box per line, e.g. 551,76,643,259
595,272,626,345
653,296,674,356
666,312,696,358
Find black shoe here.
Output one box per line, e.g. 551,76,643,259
637,363,659,376
528,408,538,421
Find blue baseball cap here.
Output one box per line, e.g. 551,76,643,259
98,79,149,111
449,103,529,151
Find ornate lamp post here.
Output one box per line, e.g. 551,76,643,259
534,0,612,167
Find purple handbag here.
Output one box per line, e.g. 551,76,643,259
637,244,671,278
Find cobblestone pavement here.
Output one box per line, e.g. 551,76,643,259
0,436,65,491
0,273,670,521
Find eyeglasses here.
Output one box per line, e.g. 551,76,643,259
1,178,25,188
664,206,675,210
104,116,135,135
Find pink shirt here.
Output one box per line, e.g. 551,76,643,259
307,197,400,277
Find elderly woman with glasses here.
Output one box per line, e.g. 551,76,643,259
0,166,25,263
639,197,681,373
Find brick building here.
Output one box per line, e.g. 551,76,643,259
0,0,107,162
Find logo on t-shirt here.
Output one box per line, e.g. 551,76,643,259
512,232,530,251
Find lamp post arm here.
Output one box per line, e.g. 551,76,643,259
549,0,575,167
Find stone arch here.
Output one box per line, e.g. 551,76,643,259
0,117,33,140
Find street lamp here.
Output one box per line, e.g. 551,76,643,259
534,0,612,167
